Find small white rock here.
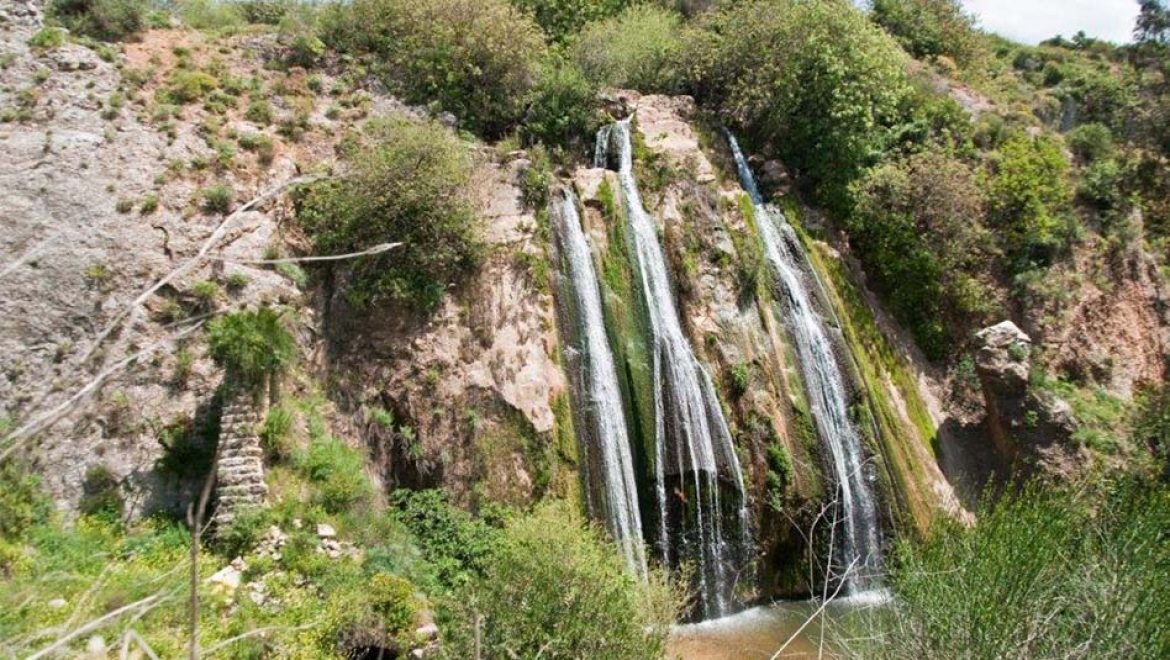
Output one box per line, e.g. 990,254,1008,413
416,623,439,640
47,598,68,609
316,523,336,538
207,565,242,592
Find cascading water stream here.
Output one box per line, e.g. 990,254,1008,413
726,134,881,594
596,120,750,619
551,188,648,579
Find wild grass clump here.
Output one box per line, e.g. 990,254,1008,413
207,307,296,391
835,480,1170,658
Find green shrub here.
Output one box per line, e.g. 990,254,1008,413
207,307,297,391
850,149,998,358
260,404,295,461
1079,158,1124,210
1066,122,1115,163
155,411,219,480
298,436,373,513
683,0,911,213
28,27,67,50
190,279,222,306
729,361,750,398
520,144,553,209
572,5,683,92
173,0,245,30
245,97,274,125
139,193,159,215
509,0,627,43
523,60,599,149
326,0,547,136
238,0,288,24
49,0,145,41
986,132,1074,270
200,183,233,214
0,459,53,541
214,505,269,557
161,70,218,104
870,0,986,67
296,117,482,309
79,464,123,520
841,481,1170,657
392,489,500,590
440,502,679,659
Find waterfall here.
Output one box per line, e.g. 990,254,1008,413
596,120,750,619
726,134,881,594
551,188,648,579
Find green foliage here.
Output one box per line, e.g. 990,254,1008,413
214,506,269,557
155,410,219,480
174,0,245,30
441,502,679,659
79,465,122,520
684,0,912,213
207,307,296,391
851,149,998,357
200,183,233,214
0,460,52,541
509,0,627,43
160,70,219,105
28,27,67,50
1134,384,1170,478
48,0,144,41
842,481,1170,658
1066,122,1115,163
765,441,793,511
296,117,482,309
572,5,683,92
729,361,750,398
297,436,373,513
523,60,599,149
870,0,985,67
986,132,1073,271
244,97,274,125
260,404,295,461
520,144,553,209
326,0,547,137
392,489,500,590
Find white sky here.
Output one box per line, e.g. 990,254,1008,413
961,0,1141,44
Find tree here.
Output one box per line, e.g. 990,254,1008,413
1136,0,1170,46
870,0,985,68
683,0,912,214
296,117,482,309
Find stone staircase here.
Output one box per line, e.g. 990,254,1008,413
213,393,268,529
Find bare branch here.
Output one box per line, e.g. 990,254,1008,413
27,593,168,660
224,242,402,265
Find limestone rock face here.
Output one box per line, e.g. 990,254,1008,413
974,321,1079,469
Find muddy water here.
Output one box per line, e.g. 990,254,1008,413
667,594,889,659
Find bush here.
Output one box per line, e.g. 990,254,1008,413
440,502,679,659
523,60,599,149
207,307,297,391
296,117,482,309
49,0,145,41
260,404,295,462
28,27,67,50
986,132,1074,270
392,489,500,590
572,5,683,92
1066,122,1115,163
214,505,269,557
683,0,911,213
850,149,999,357
79,465,123,519
870,0,985,67
200,183,233,214
245,97,274,125
841,481,1170,657
298,436,373,513
325,0,547,136
509,0,627,43
0,459,53,541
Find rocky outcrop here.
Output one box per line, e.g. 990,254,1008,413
975,321,1079,471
